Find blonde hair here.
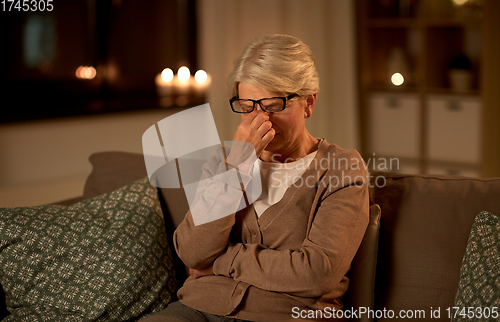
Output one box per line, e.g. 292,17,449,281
228,34,320,98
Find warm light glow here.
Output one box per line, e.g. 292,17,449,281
85,66,96,79
76,66,97,79
178,66,190,81
75,66,84,78
452,0,468,5
391,73,404,86
194,70,208,83
161,68,174,82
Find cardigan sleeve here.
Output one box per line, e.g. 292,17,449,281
212,159,370,298
173,142,258,269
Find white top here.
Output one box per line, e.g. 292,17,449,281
253,150,318,217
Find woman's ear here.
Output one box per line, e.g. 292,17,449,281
304,93,317,118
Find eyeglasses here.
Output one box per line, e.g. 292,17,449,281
229,94,299,113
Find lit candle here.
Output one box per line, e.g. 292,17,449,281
155,68,174,97
174,66,192,95
193,69,211,96
76,66,97,80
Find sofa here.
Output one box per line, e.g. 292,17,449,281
1,151,499,321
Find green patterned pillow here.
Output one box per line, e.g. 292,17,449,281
453,211,500,321
0,177,176,321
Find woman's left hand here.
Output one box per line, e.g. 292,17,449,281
190,265,214,279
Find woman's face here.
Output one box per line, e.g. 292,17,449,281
237,82,314,158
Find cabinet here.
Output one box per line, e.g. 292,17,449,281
367,93,420,160
426,95,481,163
356,0,484,176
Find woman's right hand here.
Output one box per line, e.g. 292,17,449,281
232,113,275,158
190,265,214,279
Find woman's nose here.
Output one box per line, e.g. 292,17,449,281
255,103,271,115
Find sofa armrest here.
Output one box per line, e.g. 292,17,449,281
343,204,381,322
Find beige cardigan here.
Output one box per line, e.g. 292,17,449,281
173,139,369,321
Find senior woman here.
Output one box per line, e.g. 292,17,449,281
143,34,369,321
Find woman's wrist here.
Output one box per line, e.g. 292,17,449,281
225,141,258,175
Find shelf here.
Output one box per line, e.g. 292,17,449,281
423,18,481,28
367,18,417,28
365,85,419,94
365,86,480,96
367,17,481,29
425,159,480,168
424,87,480,96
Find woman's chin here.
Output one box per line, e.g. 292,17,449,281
265,135,282,151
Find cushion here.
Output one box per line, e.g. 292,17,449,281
84,151,191,285
452,211,500,321
0,177,176,321
369,171,500,318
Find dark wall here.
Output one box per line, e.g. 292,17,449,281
0,0,197,123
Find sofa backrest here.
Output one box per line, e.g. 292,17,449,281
369,171,500,319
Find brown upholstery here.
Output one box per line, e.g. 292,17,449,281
343,204,381,322
83,151,148,199
369,171,500,321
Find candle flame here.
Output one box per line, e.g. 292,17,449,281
76,66,96,80
195,70,208,83
161,68,174,82
178,66,191,81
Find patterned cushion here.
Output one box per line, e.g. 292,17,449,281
0,177,176,321
453,211,500,321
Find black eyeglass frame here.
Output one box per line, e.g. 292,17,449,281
229,93,299,113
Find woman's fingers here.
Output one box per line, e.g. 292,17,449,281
262,127,275,146
232,112,275,157
250,112,268,127
234,114,268,141
256,120,273,137
189,266,214,279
